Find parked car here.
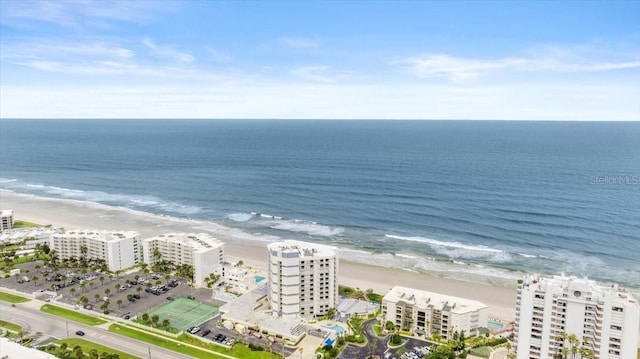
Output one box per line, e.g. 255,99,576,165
167,296,175,301
75,330,85,336
199,329,211,337
187,295,195,300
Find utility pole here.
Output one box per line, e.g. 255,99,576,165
148,346,152,359
66,321,69,338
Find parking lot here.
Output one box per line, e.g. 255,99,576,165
0,260,216,321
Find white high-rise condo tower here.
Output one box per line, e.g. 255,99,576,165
267,240,338,319
514,274,639,359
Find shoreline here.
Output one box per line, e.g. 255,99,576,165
0,190,517,319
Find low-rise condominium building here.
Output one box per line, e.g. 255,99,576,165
381,285,488,340
142,233,224,287
50,230,140,271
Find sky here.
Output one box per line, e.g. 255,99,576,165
0,0,639,120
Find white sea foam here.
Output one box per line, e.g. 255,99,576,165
263,218,344,237
228,213,253,222
385,234,512,263
7,180,202,216
518,253,538,258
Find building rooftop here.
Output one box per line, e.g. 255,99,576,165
220,283,305,341
0,337,57,359
522,273,638,306
267,240,337,258
52,230,139,242
144,233,223,252
383,286,488,314
1,209,14,216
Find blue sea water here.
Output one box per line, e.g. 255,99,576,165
1,119,639,288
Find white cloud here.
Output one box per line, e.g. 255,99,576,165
0,0,163,27
279,37,319,48
290,65,362,83
399,48,640,80
141,39,195,63
206,48,234,63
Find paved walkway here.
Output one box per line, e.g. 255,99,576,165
490,347,508,359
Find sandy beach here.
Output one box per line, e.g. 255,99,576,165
0,190,516,319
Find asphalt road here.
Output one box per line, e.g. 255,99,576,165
0,301,194,359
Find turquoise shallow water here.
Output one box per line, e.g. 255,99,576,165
1,119,638,288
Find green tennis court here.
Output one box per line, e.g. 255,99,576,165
148,298,218,331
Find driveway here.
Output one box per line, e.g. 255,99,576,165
338,319,389,359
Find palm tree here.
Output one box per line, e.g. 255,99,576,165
141,313,149,322
80,282,86,293
35,264,41,274
151,314,159,326
161,319,170,329
99,276,105,286
70,287,76,297
94,293,101,302
117,299,123,309
127,294,133,302
136,286,142,297
32,275,39,287
115,283,121,292
104,288,110,298
89,280,95,290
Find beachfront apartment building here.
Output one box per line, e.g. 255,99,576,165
1,210,14,232
141,233,224,288
50,230,141,272
514,274,639,359
381,286,488,340
267,240,338,319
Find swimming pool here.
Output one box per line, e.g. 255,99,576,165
487,321,504,329
326,324,344,334
255,276,265,283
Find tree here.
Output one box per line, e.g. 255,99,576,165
115,283,121,292
127,294,133,302
99,276,105,286
136,286,142,297
32,275,39,287
80,296,89,306
94,293,101,302
35,264,41,274
100,300,110,313
151,314,159,326
74,346,84,359
104,288,110,297
117,299,123,309
80,282,86,293
141,313,149,323
89,280,95,289
70,287,76,297
161,318,170,328
60,342,68,352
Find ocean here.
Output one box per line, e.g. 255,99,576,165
1,119,639,289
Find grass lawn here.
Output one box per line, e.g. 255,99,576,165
109,324,277,359
41,304,107,326
55,338,139,358
372,324,384,337
178,333,277,359
0,291,31,303
469,346,492,359
109,324,229,359
13,219,42,228
0,319,22,333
